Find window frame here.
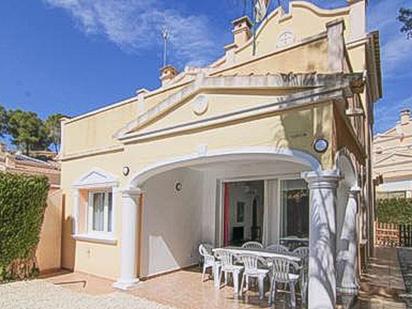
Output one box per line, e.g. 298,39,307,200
87,189,114,236
279,177,309,238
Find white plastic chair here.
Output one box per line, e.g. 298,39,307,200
214,249,244,295
241,241,264,249
238,254,269,299
265,244,290,254
198,244,220,282
268,257,301,308
292,246,309,304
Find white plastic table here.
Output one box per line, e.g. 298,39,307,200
212,246,301,298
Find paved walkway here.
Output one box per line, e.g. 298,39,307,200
398,248,412,307
357,247,407,309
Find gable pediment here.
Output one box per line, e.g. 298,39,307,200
115,73,361,142
73,168,118,188
375,152,412,167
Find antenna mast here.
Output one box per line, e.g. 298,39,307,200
161,28,170,67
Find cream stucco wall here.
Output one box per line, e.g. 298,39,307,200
60,101,333,279
234,3,350,63
122,103,334,173
141,168,203,277
61,151,125,279
36,189,63,272
59,0,377,282
374,111,412,187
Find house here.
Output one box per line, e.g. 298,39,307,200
0,145,60,190
59,1,381,308
0,145,62,273
374,109,412,199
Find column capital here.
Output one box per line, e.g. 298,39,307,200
349,186,361,198
121,187,142,198
301,169,341,190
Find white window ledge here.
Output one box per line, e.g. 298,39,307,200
72,234,117,245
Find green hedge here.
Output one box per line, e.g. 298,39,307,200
376,198,412,225
0,172,49,282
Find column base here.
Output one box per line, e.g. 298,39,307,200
337,285,359,295
112,278,140,290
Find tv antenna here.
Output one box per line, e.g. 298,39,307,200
161,27,170,67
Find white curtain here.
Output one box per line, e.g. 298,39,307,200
263,179,278,246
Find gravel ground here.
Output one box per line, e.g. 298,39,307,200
0,280,176,309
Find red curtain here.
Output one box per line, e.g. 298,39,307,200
223,183,230,246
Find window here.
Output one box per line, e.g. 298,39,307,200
88,191,113,234
281,179,309,238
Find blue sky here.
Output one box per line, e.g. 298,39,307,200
0,0,411,135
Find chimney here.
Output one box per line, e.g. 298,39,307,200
232,16,252,47
160,65,178,87
400,109,411,125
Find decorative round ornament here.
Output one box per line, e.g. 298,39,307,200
192,95,208,115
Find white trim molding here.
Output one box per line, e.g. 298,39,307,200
129,147,322,188
73,168,119,189
115,73,362,142
72,234,117,245
71,168,119,244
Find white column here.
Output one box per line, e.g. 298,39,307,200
113,188,141,290
338,187,360,294
302,170,340,309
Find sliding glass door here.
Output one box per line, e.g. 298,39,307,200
221,177,309,247
223,180,264,246
280,179,309,238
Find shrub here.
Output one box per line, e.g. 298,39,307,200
376,198,412,225
0,172,49,282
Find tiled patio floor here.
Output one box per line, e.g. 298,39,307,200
43,248,408,309
44,268,296,309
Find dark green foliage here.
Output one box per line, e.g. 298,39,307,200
0,105,67,154
6,109,48,155
376,198,412,225
44,114,66,153
0,172,49,282
399,7,412,39
0,104,7,137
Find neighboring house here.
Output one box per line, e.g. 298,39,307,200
374,109,412,199
59,1,381,308
0,146,60,189
0,145,62,273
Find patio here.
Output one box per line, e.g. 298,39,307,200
0,247,396,309
43,267,296,309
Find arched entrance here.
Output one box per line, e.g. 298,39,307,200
335,149,361,295
114,146,345,309
114,147,320,288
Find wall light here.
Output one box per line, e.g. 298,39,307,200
122,166,130,176
175,182,183,192
313,138,329,153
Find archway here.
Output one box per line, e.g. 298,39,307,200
115,147,321,288
335,149,360,295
